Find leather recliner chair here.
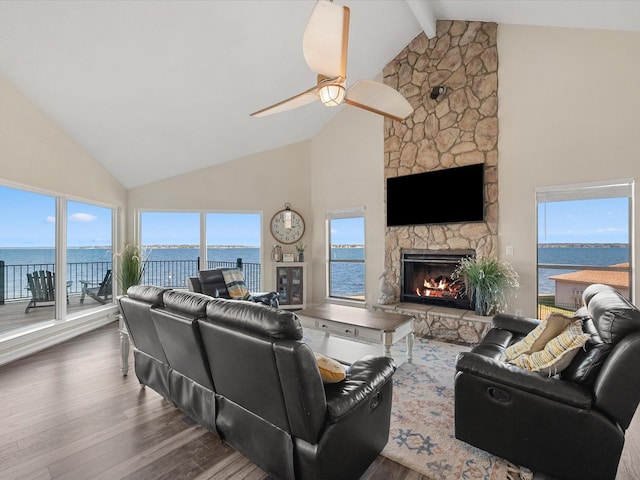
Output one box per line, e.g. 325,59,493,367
454,284,640,480
188,268,279,308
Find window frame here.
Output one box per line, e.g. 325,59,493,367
535,179,634,318
137,209,263,291
0,180,118,329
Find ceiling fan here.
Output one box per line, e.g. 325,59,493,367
250,0,413,122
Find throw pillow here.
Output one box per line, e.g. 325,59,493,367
220,268,251,300
511,320,590,376
501,312,574,362
314,352,347,383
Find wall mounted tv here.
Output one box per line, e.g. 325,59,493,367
386,163,485,227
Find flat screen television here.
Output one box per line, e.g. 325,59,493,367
386,163,485,226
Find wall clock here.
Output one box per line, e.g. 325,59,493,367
270,204,305,244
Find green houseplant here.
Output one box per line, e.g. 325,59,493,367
295,242,306,262
452,255,519,316
115,244,146,294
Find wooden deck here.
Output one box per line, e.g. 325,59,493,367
0,294,112,336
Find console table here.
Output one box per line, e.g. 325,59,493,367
298,304,414,364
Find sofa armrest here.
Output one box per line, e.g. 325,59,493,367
324,355,396,423
456,351,592,409
491,313,540,335
250,291,280,308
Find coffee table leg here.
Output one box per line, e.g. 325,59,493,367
407,332,414,363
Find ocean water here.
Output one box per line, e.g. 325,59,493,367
538,246,629,293
0,246,627,300
0,247,262,300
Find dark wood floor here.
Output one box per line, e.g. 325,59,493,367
1,323,638,480
0,323,428,480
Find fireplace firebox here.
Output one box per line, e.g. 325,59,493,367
401,249,475,309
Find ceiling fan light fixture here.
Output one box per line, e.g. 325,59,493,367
319,83,346,106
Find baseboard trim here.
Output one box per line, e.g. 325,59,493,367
0,306,119,367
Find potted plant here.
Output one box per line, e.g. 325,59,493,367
452,255,519,316
115,244,146,294
295,242,306,262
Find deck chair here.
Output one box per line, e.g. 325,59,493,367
80,269,113,305
25,270,55,313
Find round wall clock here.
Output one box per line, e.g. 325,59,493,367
270,204,305,244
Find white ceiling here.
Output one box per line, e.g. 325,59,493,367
1,1,640,189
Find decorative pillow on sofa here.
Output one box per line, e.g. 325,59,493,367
501,312,574,362
511,320,590,376
314,352,347,383
220,268,251,300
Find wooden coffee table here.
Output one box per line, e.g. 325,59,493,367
297,304,414,364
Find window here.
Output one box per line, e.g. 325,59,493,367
327,209,365,301
140,212,200,288
67,200,114,311
0,185,117,338
536,180,632,319
0,186,57,323
139,211,263,290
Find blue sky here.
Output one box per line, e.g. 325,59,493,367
0,186,629,247
538,198,629,243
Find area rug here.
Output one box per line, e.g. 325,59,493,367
381,338,533,480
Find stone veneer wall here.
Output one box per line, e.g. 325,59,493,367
382,21,499,300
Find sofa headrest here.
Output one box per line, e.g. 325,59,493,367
205,298,303,340
582,283,615,305
162,290,211,318
126,285,171,307
198,269,227,297
584,284,640,344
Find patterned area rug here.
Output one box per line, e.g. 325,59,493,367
381,338,531,480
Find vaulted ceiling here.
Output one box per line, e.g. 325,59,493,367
1,1,639,188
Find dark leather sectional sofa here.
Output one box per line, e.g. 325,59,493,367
118,285,396,480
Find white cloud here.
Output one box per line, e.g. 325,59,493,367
45,216,55,223
69,213,97,222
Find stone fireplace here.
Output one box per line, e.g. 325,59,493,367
382,20,499,301
401,249,474,309
372,20,499,345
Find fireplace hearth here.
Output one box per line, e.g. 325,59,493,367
401,249,475,309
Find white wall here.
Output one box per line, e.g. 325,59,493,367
0,75,126,205
498,25,640,316
127,140,312,291
309,106,385,306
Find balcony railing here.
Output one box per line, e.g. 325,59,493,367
0,259,262,303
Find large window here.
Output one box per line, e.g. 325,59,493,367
536,180,632,319
139,211,262,290
327,210,365,301
0,185,116,337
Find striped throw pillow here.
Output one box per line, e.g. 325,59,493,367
511,320,590,376
221,268,251,300
501,312,574,362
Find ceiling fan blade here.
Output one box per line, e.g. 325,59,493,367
303,0,349,79
250,85,319,118
344,80,413,121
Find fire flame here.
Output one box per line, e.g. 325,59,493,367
415,276,461,298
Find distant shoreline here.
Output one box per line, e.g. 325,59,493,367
538,243,628,248
1,243,624,250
